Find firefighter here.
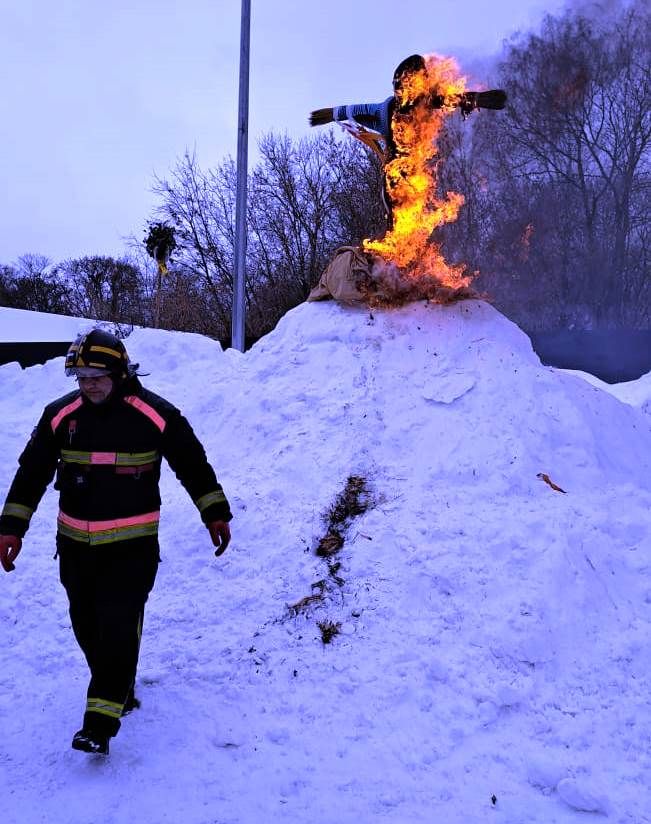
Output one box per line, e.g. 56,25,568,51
0,328,233,756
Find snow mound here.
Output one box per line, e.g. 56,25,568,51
564,366,651,417
1,299,650,824
556,777,610,814
239,300,651,493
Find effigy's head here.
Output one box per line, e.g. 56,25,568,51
392,54,427,94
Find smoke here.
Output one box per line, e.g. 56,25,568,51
557,0,639,27
355,256,477,308
453,50,502,89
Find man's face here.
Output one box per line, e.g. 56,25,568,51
77,374,114,404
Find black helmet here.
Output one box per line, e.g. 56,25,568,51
65,328,137,379
393,54,427,92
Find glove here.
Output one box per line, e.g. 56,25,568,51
0,534,22,572
207,521,231,557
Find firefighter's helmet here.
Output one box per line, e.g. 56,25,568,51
65,329,137,379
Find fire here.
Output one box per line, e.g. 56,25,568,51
363,54,472,292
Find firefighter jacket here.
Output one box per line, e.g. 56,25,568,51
0,376,232,546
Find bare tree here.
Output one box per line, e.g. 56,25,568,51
55,256,146,324
246,131,384,333
440,0,650,329
151,152,236,336
0,255,71,314
149,132,382,339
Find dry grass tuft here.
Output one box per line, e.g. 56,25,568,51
316,475,372,562
325,475,371,529
315,529,344,558
317,619,342,645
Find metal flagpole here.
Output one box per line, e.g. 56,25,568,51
232,0,251,351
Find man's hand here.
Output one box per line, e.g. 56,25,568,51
0,535,22,572
207,521,231,557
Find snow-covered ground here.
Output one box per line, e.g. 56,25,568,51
0,300,650,824
561,367,651,418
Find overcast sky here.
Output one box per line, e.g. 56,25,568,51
1,0,568,265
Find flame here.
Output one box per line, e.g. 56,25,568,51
363,54,472,292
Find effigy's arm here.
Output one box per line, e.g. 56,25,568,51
424,89,507,116
309,100,392,163
310,100,391,137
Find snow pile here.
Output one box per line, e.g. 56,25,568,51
563,366,651,418
1,300,650,824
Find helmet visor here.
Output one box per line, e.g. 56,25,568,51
69,366,113,378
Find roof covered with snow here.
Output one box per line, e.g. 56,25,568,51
0,306,101,343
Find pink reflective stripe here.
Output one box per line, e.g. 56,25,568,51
51,397,83,433
58,510,160,533
90,452,117,465
123,396,166,432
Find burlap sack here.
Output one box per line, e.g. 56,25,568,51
307,246,371,302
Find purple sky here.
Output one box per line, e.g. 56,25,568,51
1,0,567,264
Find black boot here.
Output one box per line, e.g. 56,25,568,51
72,728,110,755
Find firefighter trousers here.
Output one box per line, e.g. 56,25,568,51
58,535,159,737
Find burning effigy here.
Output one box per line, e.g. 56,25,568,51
308,54,506,306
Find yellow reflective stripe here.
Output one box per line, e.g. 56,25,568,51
87,697,124,719
195,490,226,512
60,450,93,464
88,523,159,545
1,502,33,521
60,450,159,466
58,521,159,545
89,344,123,358
116,451,158,466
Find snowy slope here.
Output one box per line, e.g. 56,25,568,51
0,300,650,824
562,367,651,418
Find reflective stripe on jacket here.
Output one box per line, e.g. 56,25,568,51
0,376,232,543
